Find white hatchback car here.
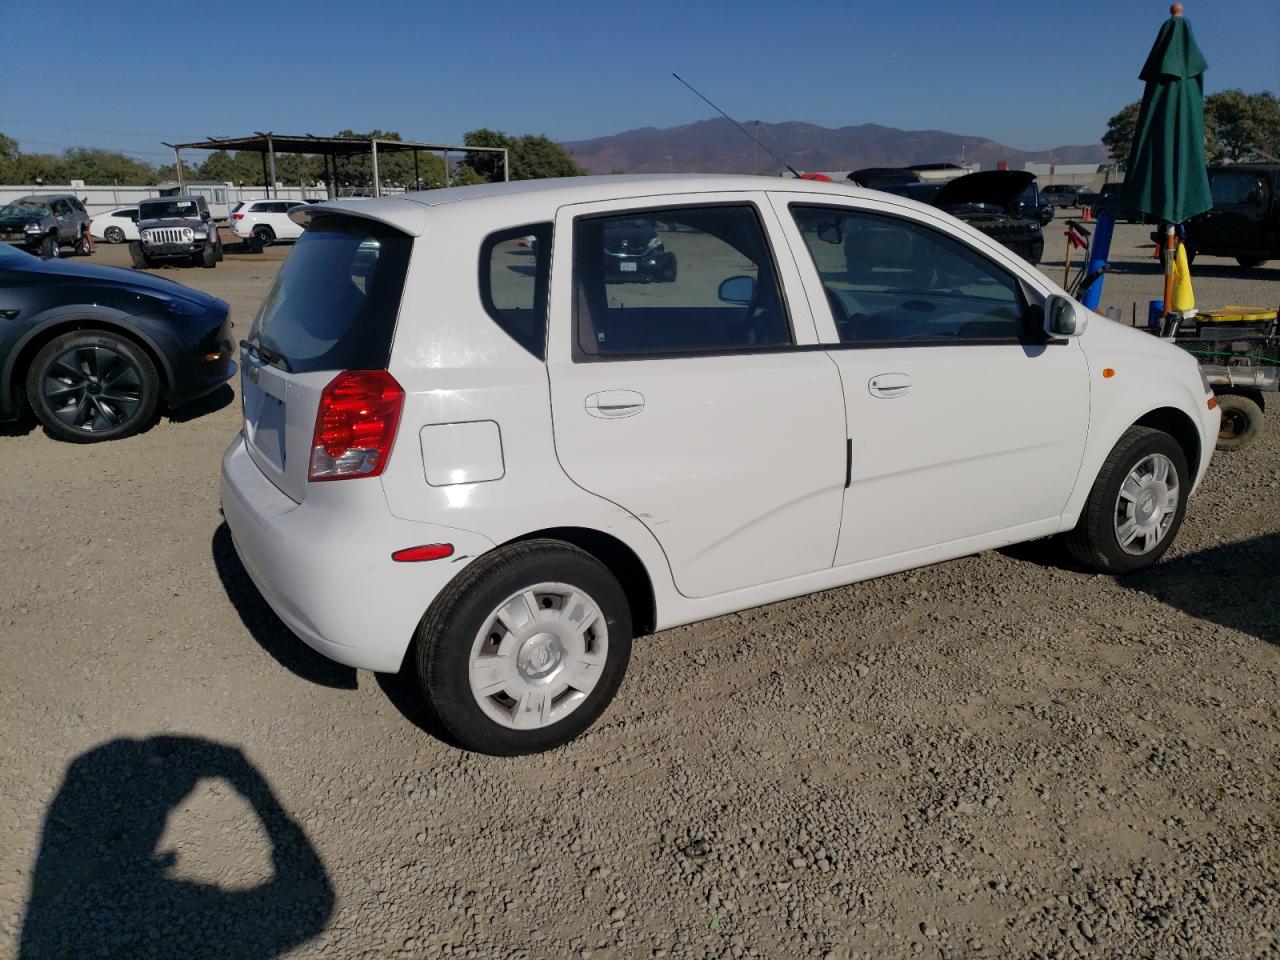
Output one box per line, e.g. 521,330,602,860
221,175,1220,754
231,198,307,246
89,207,140,243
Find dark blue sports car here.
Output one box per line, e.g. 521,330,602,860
0,243,235,442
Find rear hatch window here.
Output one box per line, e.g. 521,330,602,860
248,215,412,373
240,215,412,502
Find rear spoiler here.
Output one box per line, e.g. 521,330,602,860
289,198,427,236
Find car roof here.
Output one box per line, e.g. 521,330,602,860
1207,163,1278,173
291,174,893,236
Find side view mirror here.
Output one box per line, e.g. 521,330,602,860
718,275,757,305
1045,294,1087,337
816,222,843,245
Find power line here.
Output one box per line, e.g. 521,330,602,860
0,116,207,141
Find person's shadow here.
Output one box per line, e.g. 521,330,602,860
19,736,334,959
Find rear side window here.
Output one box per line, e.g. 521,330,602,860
248,216,412,373
479,222,552,359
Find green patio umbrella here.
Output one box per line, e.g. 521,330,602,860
1122,3,1212,328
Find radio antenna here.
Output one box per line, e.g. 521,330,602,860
671,73,801,178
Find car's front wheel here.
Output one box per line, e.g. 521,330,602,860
1235,255,1267,269
39,233,58,258
1063,426,1188,573
25,331,160,443
73,229,91,256
104,226,126,244
415,540,633,755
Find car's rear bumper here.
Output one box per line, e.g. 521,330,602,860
219,434,495,672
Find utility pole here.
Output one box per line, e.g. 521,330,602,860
753,121,759,175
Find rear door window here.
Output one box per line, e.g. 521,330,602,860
247,216,412,373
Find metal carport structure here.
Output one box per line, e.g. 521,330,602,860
164,133,509,199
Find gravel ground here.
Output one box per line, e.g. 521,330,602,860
1,222,1277,960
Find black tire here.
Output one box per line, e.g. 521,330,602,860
25,330,160,443
1063,426,1189,574
104,226,126,244
661,254,678,283
73,229,91,256
1235,255,1267,269
214,237,224,262
40,233,58,258
128,241,151,269
1183,244,1197,265
414,540,633,755
200,242,217,268
252,225,275,246
1215,394,1263,451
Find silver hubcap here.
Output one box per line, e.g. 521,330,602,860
469,582,608,730
1114,453,1179,555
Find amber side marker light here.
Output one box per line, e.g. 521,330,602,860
1207,396,1218,410
1102,368,1116,379
392,544,455,562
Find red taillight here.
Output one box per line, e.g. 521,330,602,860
308,370,404,482
391,543,454,562
233,212,244,219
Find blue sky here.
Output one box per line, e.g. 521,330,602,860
2,0,1276,164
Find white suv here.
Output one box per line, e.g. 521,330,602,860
221,176,1220,755
231,198,307,246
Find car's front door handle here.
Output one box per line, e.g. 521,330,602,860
868,373,912,399
585,390,645,419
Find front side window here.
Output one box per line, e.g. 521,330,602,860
1209,171,1269,205
790,205,1027,343
479,222,552,359
573,204,791,359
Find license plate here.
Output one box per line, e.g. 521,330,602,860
619,261,637,272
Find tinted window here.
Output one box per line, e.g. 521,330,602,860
248,216,412,373
1209,171,1269,205
480,223,552,359
791,205,1026,343
51,200,69,216
573,204,791,359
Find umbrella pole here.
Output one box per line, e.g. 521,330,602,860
1161,224,1177,336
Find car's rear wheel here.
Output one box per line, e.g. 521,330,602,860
25,331,160,443
104,226,126,244
252,225,275,246
1215,393,1263,451
415,540,633,755
40,233,58,258
1063,426,1188,573
1235,255,1267,269
73,229,91,256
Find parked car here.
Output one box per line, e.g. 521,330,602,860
231,199,308,246
1183,163,1278,269
932,170,1047,264
0,195,92,257
90,207,141,244
1041,184,1091,209
221,175,1219,754
1094,183,1144,223
847,167,921,189
0,242,234,441
602,217,677,282
131,196,221,269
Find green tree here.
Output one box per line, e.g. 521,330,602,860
1205,89,1280,162
1102,101,1142,165
1102,89,1279,167
459,129,585,182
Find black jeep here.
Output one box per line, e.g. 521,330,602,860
131,196,222,269
1184,164,1278,269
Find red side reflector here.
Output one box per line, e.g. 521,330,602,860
1207,396,1217,410
392,544,454,562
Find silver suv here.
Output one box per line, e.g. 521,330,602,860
131,196,222,269
0,194,92,257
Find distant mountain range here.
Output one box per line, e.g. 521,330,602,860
564,118,1108,175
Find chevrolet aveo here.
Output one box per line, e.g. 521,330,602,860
221,175,1220,754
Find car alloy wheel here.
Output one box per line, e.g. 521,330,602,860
468,581,609,730
41,344,145,435
1113,453,1179,556
104,226,125,243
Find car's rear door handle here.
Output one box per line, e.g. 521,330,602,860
868,373,912,398
585,390,645,419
